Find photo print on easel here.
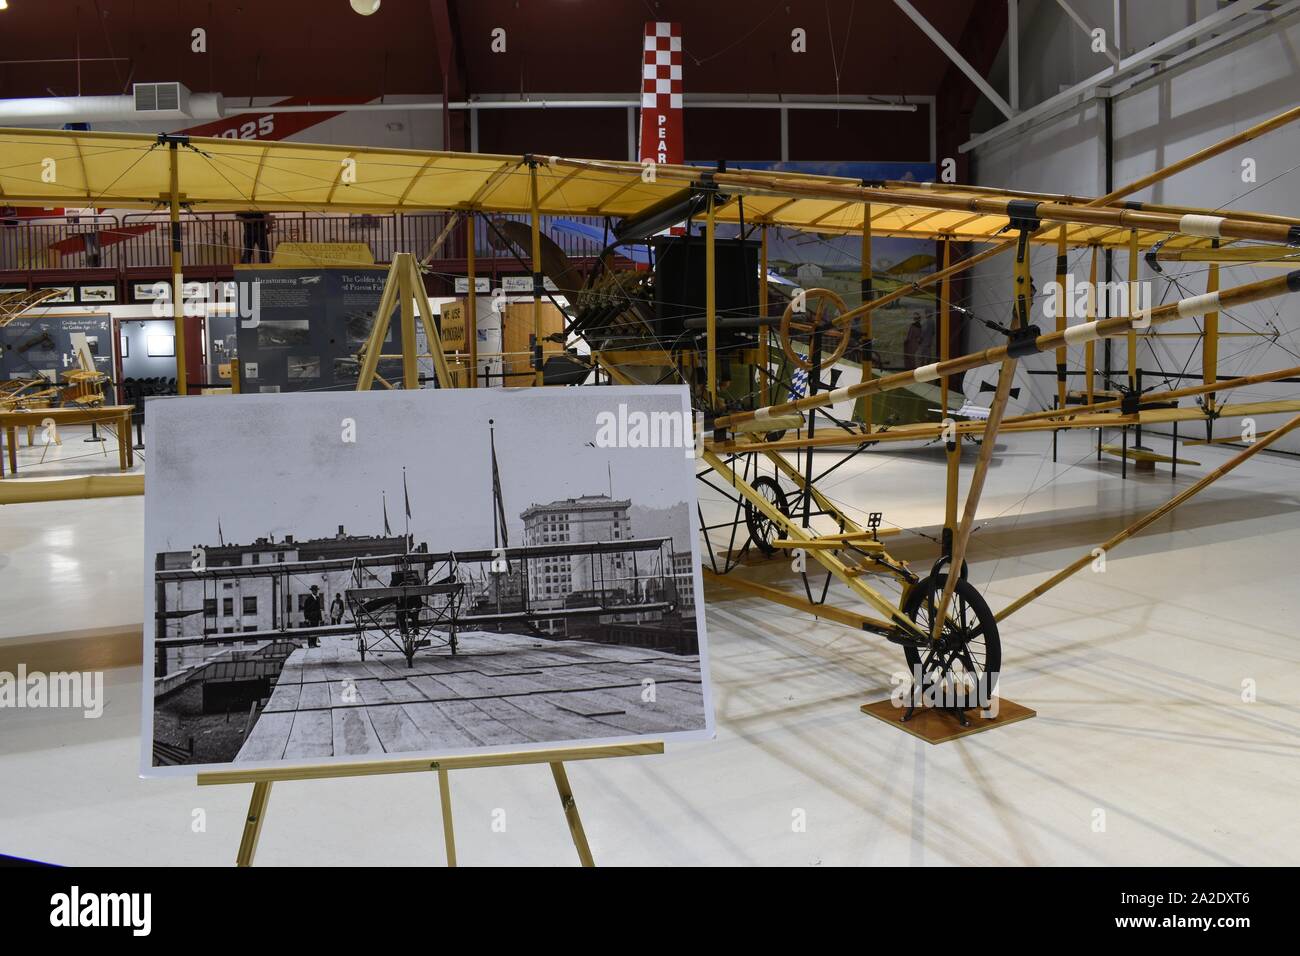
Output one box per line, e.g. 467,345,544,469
141,386,712,774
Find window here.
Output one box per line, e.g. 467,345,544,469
222,597,234,617
244,625,256,633
243,596,257,616
252,553,260,565
297,594,308,611
203,598,217,617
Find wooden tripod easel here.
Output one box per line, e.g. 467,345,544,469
356,252,455,390
198,741,663,866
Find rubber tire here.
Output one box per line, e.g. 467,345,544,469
901,573,1002,706
744,474,791,556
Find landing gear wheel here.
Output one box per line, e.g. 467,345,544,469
744,474,790,556
901,573,1001,710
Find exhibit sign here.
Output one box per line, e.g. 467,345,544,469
0,311,115,391
141,386,712,775
438,300,466,351
233,267,407,392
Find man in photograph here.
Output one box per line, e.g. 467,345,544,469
330,592,345,626
303,584,323,647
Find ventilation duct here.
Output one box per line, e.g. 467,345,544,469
0,85,224,125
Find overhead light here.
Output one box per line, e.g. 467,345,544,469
349,0,380,14
0,2,10,12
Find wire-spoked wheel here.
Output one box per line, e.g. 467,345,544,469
744,474,790,556
901,573,1001,710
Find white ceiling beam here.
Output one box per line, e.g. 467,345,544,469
893,0,1016,121
960,0,1282,153
1055,0,1120,65
1008,0,1020,112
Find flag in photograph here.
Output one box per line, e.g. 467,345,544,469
382,492,391,536
403,466,412,519
491,426,509,550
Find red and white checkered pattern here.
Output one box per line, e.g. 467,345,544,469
640,21,683,111
638,22,683,169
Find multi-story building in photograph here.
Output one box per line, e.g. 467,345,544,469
155,525,412,666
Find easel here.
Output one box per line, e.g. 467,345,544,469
198,741,664,866
199,270,665,865
356,251,454,390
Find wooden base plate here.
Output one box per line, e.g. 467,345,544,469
859,696,1036,744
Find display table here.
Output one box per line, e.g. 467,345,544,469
0,405,135,478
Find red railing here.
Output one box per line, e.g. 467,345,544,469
0,211,610,277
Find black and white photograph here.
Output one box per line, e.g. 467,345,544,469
142,386,710,774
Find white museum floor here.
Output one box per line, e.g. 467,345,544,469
1,423,1299,866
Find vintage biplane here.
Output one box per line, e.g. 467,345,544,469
7,110,1300,717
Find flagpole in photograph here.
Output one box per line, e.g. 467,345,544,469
402,466,412,554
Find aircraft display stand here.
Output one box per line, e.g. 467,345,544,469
859,696,1036,745
198,741,664,866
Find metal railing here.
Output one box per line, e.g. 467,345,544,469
0,211,611,276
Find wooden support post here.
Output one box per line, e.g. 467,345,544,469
1127,228,1139,395
1204,239,1220,421
437,767,457,867
398,252,419,389
1085,245,1098,406
467,213,478,388
706,191,717,406
1054,226,1068,413
167,142,188,397
230,357,241,395
998,410,1300,622
236,781,272,868
529,161,545,386
406,256,454,388
940,237,958,543
356,257,402,390
550,762,594,867
932,226,1030,635
759,223,769,406
860,203,873,431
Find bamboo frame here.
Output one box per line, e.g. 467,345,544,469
714,271,1300,432
466,214,478,388
1204,241,1220,417
167,142,188,397
860,203,873,430
706,192,717,406
759,223,770,406
529,162,545,387
997,411,1300,622
1127,229,1139,394
700,448,923,638
940,237,959,538
930,229,1031,634
1085,246,1097,406
1054,227,1068,412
